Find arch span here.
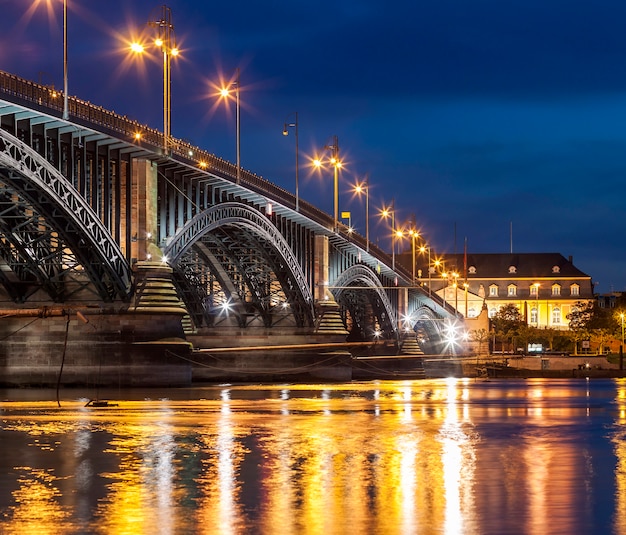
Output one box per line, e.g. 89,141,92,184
332,264,398,341
0,128,131,301
163,202,315,328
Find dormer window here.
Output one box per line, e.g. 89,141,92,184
489,284,499,297
570,284,580,296
552,265,560,273
508,284,517,297
530,285,539,297
468,266,477,274
508,265,517,274
552,284,561,296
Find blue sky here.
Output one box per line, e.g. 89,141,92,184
2,0,626,291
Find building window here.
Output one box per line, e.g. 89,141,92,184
468,307,477,318
508,284,517,297
552,307,561,324
552,265,560,273
468,266,477,274
552,284,561,296
530,307,538,324
571,284,579,296
489,307,497,318
530,285,538,297
508,265,517,273
489,285,498,297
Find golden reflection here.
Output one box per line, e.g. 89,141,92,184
4,467,70,535
615,380,626,534
0,379,624,533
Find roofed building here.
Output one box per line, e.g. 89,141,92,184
397,252,594,330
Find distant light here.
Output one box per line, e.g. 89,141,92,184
188,150,193,157
130,42,144,53
155,38,163,47
171,48,179,56
220,88,230,97
266,203,273,216
161,255,169,264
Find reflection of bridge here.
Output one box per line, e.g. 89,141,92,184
0,71,460,385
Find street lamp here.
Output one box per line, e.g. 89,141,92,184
131,5,179,152
380,201,399,270
419,245,432,296
619,312,624,354
63,0,68,120
220,68,241,184
354,179,369,252
313,135,341,232
282,112,299,211
408,228,419,283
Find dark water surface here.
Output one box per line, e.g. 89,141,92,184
1,378,625,534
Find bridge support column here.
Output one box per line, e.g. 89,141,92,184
130,159,160,263
313,235,348,337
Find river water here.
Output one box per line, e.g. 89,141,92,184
1,377,625,534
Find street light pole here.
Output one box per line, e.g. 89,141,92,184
409,229,419,283
63,0,68,120
283,112,299,211
235,67,240,184
145,5,178,152
354,179,369,252
314,136,340,231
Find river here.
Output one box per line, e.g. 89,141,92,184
1,377,625,534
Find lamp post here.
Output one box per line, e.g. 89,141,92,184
219,68,241,184
131,5,179,152
408,228,419,283
419,245,432,296
282,112,299,211
314,135,340,232
354,179,369,252
63,0,68,120
381,200,398,270
619,312,624,370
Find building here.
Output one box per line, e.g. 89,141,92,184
397,252,594,330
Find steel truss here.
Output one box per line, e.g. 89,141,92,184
0,129,132,301
332,264,398,341
164,202,315,329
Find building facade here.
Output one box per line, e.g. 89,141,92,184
398,252,594,330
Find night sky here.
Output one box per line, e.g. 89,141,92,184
2,1,626,292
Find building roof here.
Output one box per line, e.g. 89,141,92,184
403,252,592,280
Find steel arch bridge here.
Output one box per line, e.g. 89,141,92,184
0,70,458,352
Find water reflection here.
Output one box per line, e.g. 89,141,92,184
0,378,624,534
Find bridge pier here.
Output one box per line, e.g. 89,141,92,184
0,261,192,388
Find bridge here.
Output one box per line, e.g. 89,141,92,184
0,70,461,386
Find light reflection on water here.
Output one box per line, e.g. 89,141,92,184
0,378,625,534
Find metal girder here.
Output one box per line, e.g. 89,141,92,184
163,202,315,328
0,127,132,301
332,264,398,341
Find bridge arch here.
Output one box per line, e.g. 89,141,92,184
163,202,315,328
0,128,132,301
332,264,398,341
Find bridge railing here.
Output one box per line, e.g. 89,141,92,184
0,70,437,295
0,70,338,228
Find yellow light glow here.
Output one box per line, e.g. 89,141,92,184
171,48,179,56
313,159,322,168
220,88,230,98
130,42,144,54
155,38,163,47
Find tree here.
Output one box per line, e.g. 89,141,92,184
470,328,489,356
491,304,525,352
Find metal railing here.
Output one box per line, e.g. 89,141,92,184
0,70,420,284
